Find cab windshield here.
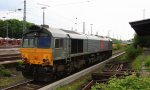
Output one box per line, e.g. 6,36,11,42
38,37,51,48
22,33,51,48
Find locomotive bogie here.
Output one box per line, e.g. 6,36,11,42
22,64,54,82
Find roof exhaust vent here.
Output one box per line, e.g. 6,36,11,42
41,24,49,28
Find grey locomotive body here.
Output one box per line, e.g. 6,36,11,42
20,25,112,81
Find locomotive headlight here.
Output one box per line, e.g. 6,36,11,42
22,55,27,62
22,58,28,63
43,58,50,64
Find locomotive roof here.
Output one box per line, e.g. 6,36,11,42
61,29,81,35
47,27,87,39
46,26,111,40
47,27,67,38
86,35,100,40
28,25,111,41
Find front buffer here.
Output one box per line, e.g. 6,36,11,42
22,64,54,82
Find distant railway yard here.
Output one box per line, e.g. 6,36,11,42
0,48,20,64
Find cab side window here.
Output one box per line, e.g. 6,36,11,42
55,39,63,48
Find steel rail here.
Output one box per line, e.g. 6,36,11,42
0,53,21,64
2,80,33,90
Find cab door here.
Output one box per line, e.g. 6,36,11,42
66,34,71,59
54,38,64,60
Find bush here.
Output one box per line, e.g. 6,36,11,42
91,75,150,90
133,34,150,48
132,55,144,71
16,61,23,67
113,44,121,50
0,70,12,77
145,56,150,67
115,54,126,62
0,65,12,77
0,65,5,70
116,44,121,50
125,45,142,59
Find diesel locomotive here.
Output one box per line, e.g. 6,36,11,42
20,25,112,81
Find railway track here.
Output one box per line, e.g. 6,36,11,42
1,51,124,90
1,80,48,90
2,80,33,90
0,53,21,62
112,50,124,55
81,60,137,90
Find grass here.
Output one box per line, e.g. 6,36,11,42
0,73,24,88
114,54,127,62
0,65,12,77
145,56,150,67
144,56,150,72
125,45,142,60
131,55,144,71
131,55,150,72
112,43,127,51
0,65,25,88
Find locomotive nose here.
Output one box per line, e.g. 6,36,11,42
20,48,53,66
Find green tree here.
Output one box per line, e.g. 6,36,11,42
0,20,6,37
133,34,150,48
0,19,33,38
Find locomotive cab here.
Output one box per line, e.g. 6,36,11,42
20,25,53,66
20,25,55,81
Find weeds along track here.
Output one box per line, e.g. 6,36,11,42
81,60,138,90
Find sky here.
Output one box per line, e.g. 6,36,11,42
0,0,150,40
